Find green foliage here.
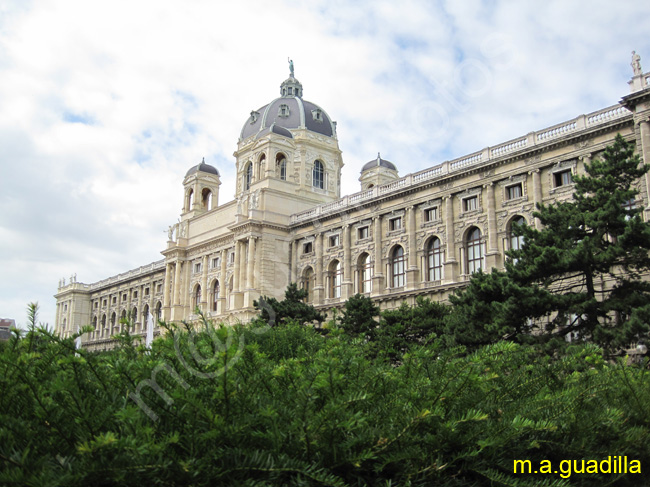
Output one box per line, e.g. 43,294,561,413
338,293,380,338
254,283,325,326
3,305,649,486
451,135,650,355
378,297,449,359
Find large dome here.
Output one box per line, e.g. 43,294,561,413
239,75,337,140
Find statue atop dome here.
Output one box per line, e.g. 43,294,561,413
288,58,294,77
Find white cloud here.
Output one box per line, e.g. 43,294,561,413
0,0,648,327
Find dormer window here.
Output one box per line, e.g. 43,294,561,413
288,87,293,95
279,104,290,118
311,109,323,122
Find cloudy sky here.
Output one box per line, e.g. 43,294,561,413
1,0,649,328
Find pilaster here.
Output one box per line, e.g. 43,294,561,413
443,195,458,283
371,215,385,294
485,183,500,269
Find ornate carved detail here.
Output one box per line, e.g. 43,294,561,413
574,140,592,150
439,182,453,191
525,155,542,165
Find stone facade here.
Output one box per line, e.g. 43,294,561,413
55,63,650,350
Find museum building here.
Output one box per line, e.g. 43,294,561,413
55,61,650,351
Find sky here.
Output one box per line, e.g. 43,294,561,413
1,0,649,328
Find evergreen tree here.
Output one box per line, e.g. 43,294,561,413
451,134,650,354
255,282,325,326
338,293,380,338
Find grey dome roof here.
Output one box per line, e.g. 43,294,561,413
255,123,293,140
185,159,220,178
361,153,397,173
240,75,336,140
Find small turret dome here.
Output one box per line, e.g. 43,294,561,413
185,158,220,178
361,153,397,173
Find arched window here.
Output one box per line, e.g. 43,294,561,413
391,246,406,288
92,316,98,329
329,260,342,298
358,253,373,293
202,189,213,210
466,227,483,274
155,302,162,321
101,314,106,328
244,162,252,191
302,267,314,302
142,304,150,328
212,280,220,311
276,153,287,181
509,216,526,251
120,309,127,324
313,160,324,189
187,189,194,211
426,237,443,281
257,154,266,180
194,285,202,310
131,307,138,323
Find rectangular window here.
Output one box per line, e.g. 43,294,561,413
389,217,402,231
133,291,138,299
112,297,117,304
229,252,235,264
506,183,522,200
358,226,369,240
194,263,202,274
212,257,220,269
329,235,340,247
103,299,107,307
157,284,162,293
554,170,572,187
145,287,150,296
303,242,313,254
94,301,98,309
463,196,478,212
122,293,127,302
424,207,438,222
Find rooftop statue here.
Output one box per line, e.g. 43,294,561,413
631,51,642,76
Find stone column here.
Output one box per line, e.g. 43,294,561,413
291,240,299,283
314,232,324,304
239,240,248,290
371,215,384,294
406,206,419,289
126,288,132,332
443,195,457,283
247,237,256,289
191,182,200,211
530,169,543,229
137,286,143,333
485,183,499,269
173,262,182,306
201,255,209,311
342,224,353,299
182,258,191,311
638,119,650,219
233,242,241,292
219,248,228,314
